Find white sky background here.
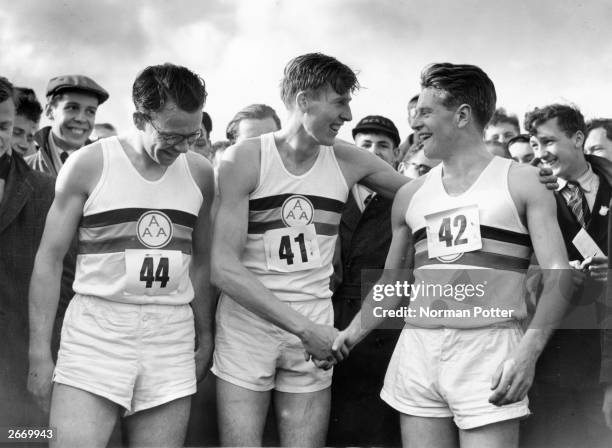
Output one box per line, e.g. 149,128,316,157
1,0,611,143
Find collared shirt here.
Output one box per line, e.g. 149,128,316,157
47,132,76,172
558,163,599,212
351,184,374,213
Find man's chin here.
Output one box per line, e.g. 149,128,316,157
11,146,26,156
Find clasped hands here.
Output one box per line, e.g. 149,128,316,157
301,324,355,370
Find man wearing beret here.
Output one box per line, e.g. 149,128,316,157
27,74,108,176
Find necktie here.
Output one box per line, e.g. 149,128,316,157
363,193,373,208
60,152,69,164
0,152,10,181
564,181,589,227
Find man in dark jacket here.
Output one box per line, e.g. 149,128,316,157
327,115,403,447
523,104,612,447
0,76,66,426
27,74,108,176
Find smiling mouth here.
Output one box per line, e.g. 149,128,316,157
418,133,432,143
67,127,88,136
330,123,342,133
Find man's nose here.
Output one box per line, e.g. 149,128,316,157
341,106,352,122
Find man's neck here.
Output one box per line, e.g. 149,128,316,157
440,134,492,178
563,157,589,183
275,120,322,164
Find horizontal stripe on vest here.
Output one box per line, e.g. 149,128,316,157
81,208,198,229
414,237,532,260
78,236,192,255
249,207,341,225
413,225,532,247
79,222,193,242
414,251,530,272
247,220,338,236
249,194,345,213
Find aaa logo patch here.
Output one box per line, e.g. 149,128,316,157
281,195,314,227
137,211,173,248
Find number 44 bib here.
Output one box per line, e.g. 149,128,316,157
263,224,322,272
125,249,183,295
425,204,482,259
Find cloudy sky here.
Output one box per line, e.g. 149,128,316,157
1,0,611,142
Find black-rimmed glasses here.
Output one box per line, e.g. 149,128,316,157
141,114,202,147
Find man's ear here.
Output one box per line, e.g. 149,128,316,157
455,104,472,129
133,112,146,131
296,91,309,113
44,103,54,121
574,130,585,150
393,146,400,159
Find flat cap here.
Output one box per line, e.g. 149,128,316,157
46,75,109,104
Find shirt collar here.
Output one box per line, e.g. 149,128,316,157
557,163,596,193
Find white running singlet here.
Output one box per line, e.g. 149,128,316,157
73,137,203,305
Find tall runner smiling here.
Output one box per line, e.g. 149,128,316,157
211,53,407,447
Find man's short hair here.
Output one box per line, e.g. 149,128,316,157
420,63,496,131
14,87,42,123
202,111,212,135
0,77,14,103
226,104,281,143
487,108,520,133
132,63,207,114
586,118,612,141
524,104,586,138
507,134,531,147
280,53,359,107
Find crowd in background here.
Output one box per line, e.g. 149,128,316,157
2,64,612,448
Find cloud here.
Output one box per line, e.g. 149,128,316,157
1,0,611,139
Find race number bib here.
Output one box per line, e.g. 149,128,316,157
125,249,183,295
263,224,322,272
425,204,482,259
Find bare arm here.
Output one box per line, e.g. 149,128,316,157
187,153,216,381
334,141,409,199
27,147,101,410
332,179,422,356
211,143,338,360
489,165,572,405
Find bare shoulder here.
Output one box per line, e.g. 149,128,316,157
56,141,104,196
395,175,426,208
508,162,550,202
185,150,214,189
217,138,261,196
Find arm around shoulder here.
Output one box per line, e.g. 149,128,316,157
333,141,409,200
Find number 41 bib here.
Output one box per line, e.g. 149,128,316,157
263,224,322,272
425,204,482,259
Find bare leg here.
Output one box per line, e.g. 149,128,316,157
124,396,191,448
49,384,118,448
459,418,519,448
274,387,330,448
400,414,458,448
216,377,271,446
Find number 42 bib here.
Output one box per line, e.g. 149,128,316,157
425,204,482,259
